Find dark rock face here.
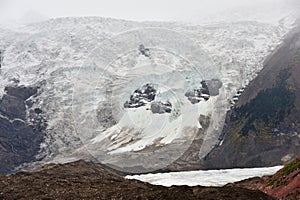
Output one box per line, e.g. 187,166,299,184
124,83,157,109
185,79,222,104
0,86,38,119
0,160,276,200
202,25,300,169
0,85,46,175
5,86,37,101
124,84,174,114
138,44,150,57
150,101,172,114
230,88,245,106
206,79,223,96
0,94,26,119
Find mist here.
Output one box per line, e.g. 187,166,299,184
0,0,299,24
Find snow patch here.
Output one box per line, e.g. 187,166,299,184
126,166,283,187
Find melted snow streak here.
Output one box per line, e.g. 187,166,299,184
0,12,297,172
126,166,283,187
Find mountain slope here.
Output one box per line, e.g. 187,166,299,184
0,160,276,200
0,16,294,174
263,156,300,199
202,24,300,169
227,156,300,200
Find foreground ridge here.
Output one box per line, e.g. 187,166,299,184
0,160,275,200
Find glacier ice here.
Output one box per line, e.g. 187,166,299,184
0,16,294,172
126,165,283,187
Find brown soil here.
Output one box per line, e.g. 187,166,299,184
230,156,300,200
0,160,275,200
227,176,271,191
262,156,300,200
264,173,300,200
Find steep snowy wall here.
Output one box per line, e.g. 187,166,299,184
0,16,295,173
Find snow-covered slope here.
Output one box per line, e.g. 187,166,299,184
126,165,283,187
0,15,296,172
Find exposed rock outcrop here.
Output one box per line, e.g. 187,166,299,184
0,85,46,175
150,101,172,114
124,83,156,109
263,156,300,200
228,156,300,200
138,44,151,57
202,25,300,169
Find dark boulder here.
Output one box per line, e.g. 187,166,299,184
138,44,150,57
185,80,212,104
206,79,223,96
151,101,172,114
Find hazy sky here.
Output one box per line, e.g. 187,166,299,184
0,0,299,23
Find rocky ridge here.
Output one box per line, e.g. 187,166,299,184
0,160,275,200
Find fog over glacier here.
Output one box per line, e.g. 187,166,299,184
0,0,299,23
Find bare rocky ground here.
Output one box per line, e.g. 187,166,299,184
0,160,275,200
229,156,300,200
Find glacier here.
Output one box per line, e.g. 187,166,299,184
126,165,283,187
0,13,296,172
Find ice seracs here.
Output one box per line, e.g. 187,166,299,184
0,15,295,172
